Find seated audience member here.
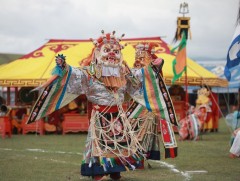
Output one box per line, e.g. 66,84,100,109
10,108,27,134
68,100,78,113
44,110,62,133
0,105,8,116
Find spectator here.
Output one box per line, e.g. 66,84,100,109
229,128,240,158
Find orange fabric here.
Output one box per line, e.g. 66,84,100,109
100,76,126,89
44,123,56,132
175,47,186,74
204,113,213,130
11,119,22,133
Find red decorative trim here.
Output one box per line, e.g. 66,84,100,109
93,105,118,113
19,45,45,59
47,44,77,54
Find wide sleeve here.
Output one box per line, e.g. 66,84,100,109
126,65,178,126
27,66,88,124
51,66,64,77
66,67,88,95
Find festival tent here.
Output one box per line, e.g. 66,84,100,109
0,37,228,87
198,60,240,93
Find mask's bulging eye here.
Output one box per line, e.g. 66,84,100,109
104,48,110,53
114,50,119,54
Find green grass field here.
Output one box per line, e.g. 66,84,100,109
0,118,239,181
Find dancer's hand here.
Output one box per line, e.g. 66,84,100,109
152,58,163,66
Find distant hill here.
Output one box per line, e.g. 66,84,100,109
0,53,23,65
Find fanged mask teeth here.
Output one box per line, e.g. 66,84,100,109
109,57,115,61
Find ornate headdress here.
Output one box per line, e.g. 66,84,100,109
55,54,66,61
90,30,127,49
80,31,127,67
81,31,128,90
134,42,159,68
55,54,67,70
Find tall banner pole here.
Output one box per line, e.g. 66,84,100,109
185,59,189,115
177,2,190,115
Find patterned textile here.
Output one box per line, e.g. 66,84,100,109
27,66,78,124
126,101,160,160
141,65,178,126
178,113,201,141
81,103,145,176
159,119,177,158
126,101,177,159
27,63,178,177
189,114,200,140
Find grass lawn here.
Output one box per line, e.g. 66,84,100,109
0,118,239,181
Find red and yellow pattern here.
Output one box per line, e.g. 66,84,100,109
0,37,227,87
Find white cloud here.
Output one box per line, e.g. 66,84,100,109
0,0,239,60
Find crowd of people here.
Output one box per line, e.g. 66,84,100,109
0,98,84,135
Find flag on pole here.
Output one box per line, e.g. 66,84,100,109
171,32,187,84
224,24,240,81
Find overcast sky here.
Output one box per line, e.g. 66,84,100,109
0,0,239,61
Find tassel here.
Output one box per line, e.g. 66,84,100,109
102,157,109,168
103,165,107,172
132,154,137,161
130,164,136,170
134,154,141,161
100,157,104,165
100,157,107,172
110,158,116,166
89,159,92,168
124,166,130,171
107,158,113,167
147,162,152,169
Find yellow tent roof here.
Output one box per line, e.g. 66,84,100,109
0,37,228,87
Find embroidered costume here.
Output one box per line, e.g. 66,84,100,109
27,31,178,180
129,42,178,158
